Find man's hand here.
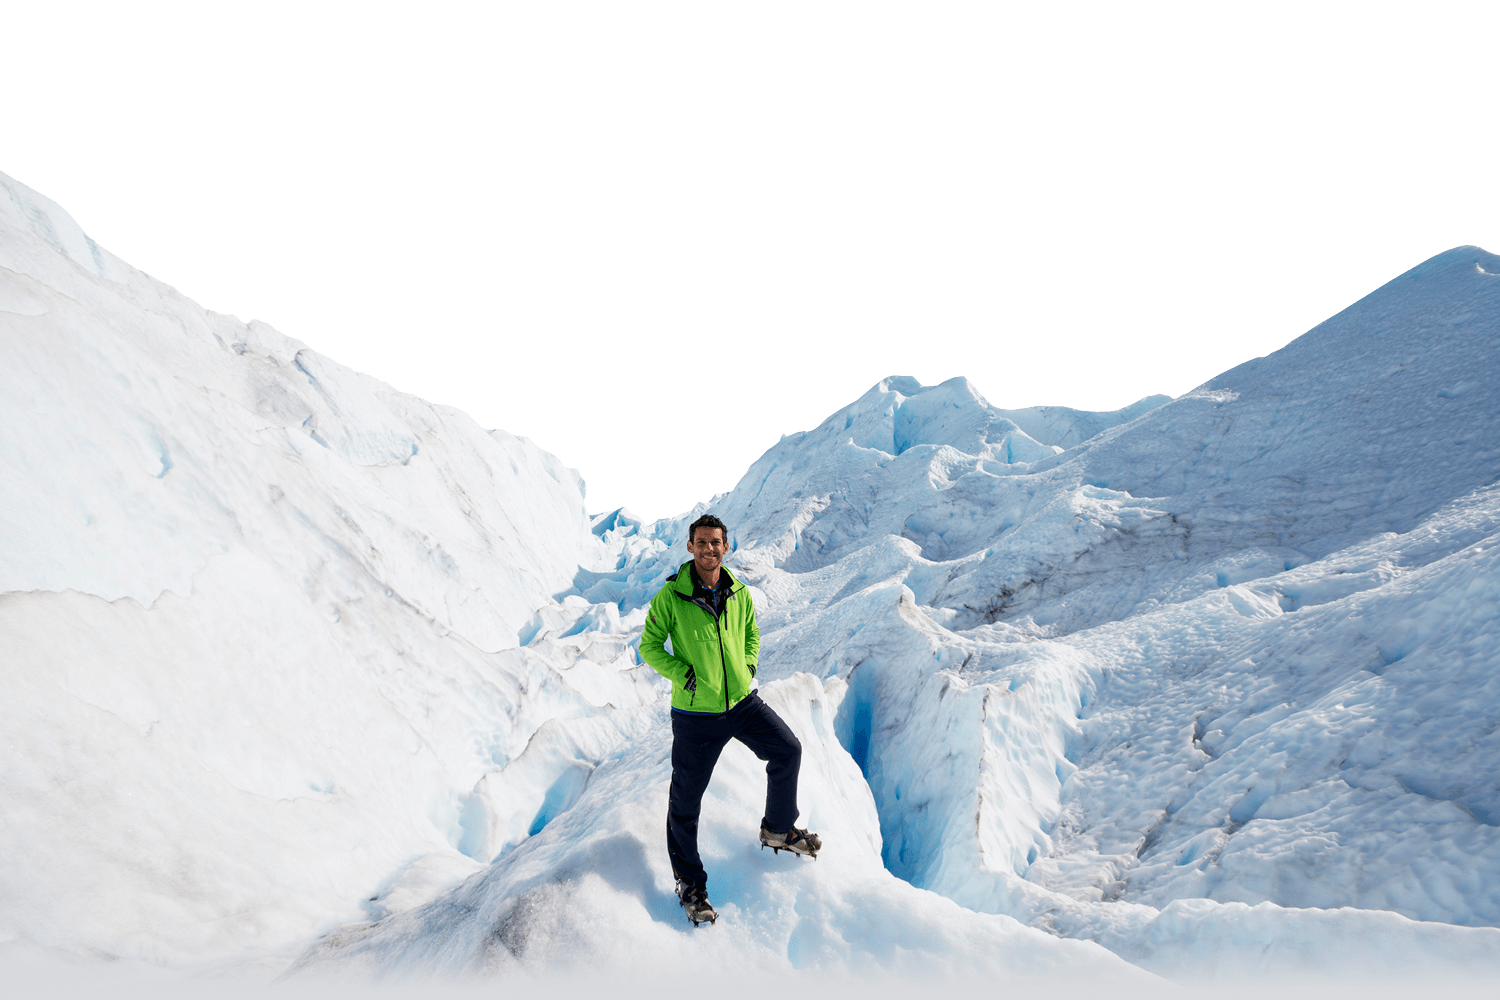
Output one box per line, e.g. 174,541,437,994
684,667,697,693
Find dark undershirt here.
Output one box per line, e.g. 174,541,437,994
690,565,730,617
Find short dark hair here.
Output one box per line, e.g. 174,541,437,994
688,514,729,543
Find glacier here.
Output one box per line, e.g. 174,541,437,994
3,168,1499,985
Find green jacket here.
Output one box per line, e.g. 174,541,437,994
640,561,760,713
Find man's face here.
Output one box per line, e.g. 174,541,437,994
686,528,728,575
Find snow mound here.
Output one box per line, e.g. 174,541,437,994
281,676,1150,982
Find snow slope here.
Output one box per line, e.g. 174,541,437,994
5,168,1500,983
0,171,658,968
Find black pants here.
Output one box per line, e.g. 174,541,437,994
667,691,802,889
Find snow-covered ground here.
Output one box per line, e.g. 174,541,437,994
4,169,1499,985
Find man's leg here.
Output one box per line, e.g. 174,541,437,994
730,692,803,834
667,710,731,888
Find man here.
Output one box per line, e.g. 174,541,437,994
640,513,821,926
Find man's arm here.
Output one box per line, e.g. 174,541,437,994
640,592,697,688
744,589,760,676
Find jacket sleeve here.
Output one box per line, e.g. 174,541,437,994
744,589,760,668
640,591,696,686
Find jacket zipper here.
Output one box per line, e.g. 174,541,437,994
716,614,729,712
696,590,732,716
683,583,734,712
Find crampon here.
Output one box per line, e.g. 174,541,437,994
759,824,821,858
676,879,717,926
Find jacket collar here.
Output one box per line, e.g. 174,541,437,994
673,560,743,596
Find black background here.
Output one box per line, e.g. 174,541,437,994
2,152,1476,521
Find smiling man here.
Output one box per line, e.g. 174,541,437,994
640,513,821,926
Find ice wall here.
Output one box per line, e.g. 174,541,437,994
707,247,1500,948
0,170,656,966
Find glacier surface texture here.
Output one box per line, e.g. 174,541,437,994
3,169,1499,983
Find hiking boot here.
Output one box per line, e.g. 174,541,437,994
759,824,821,858
675,879,717,926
